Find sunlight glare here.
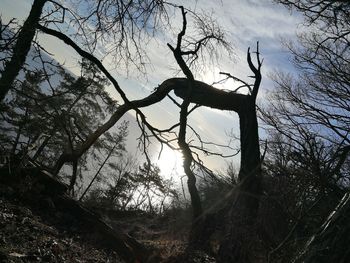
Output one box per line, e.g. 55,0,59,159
156,145,184,180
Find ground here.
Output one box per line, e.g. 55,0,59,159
0,172,216,263
0,184,124,263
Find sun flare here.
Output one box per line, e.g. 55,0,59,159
155,145,184,179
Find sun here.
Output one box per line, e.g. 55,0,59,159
155,145,184,179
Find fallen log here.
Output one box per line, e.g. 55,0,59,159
293,192,350,263
0,165,153,263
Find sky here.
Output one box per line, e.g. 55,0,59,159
0,0,304,179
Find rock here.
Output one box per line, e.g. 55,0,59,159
9,252,27,258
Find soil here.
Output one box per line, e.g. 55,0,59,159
0,184,123,263
0,169,216,263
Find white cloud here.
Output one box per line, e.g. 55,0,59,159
0,0,303,171
0,0,32,22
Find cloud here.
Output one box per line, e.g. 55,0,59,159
0,0,303,171
0,0,31,22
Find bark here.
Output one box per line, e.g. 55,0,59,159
237,96,262,215
0,0,47,101
178,101,203,220
168,8,205,241
217,98,262,263
173,78,246,112
182,143,202,219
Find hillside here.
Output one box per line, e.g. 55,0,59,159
0,165,219,263
0,188,124,262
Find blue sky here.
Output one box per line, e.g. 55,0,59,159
0,0,304,176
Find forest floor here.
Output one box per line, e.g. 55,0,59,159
0,183,125,263
0,174,215,263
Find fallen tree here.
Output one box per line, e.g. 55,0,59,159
294,192,350,263
0,164,153,263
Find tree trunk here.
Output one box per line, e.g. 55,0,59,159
178,99,203,220
237,97,261,215
217,97,262,263
173,78,262,257
0,0,47,101
173,43,263,259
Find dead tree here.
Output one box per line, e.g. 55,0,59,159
3,2,263,261
166,6,203,221
33,5,261,260
41,8,263,259
294,192,350,263
169,44,263,260
159,7,262,255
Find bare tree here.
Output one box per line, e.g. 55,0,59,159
260,1,350,262
0,0,168,102
2,2,268,261
264,0,349,162
160,7,264,258
39,6,264,259
275,0,349,30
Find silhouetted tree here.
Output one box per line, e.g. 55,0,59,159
2,2,267,262
0,0,168,102
260,1,350,262
0,59,128,195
